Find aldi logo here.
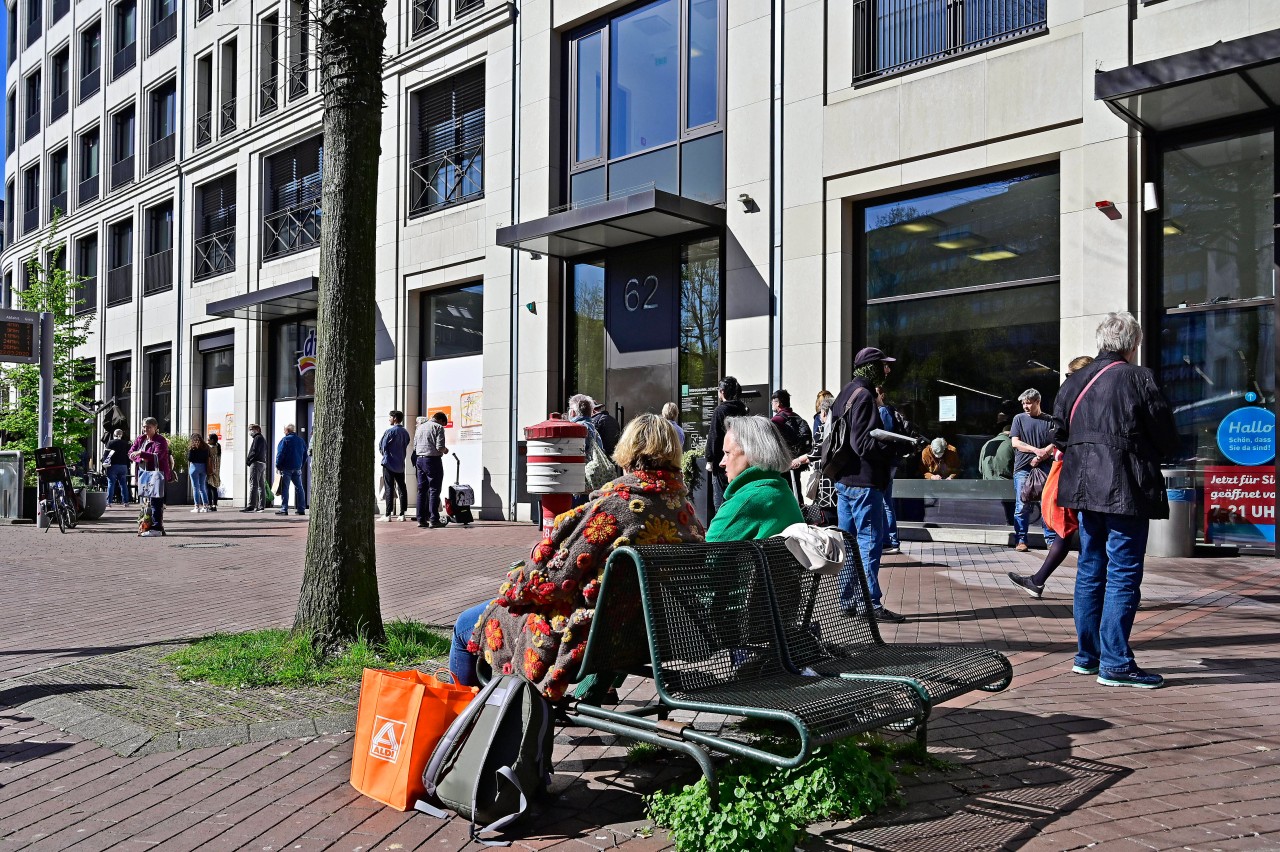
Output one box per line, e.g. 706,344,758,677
369,716,407,763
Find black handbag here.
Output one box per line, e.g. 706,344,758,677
819,387,869,480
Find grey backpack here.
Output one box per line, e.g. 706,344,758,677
415,675,555,846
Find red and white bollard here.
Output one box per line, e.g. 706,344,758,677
524,414,588,531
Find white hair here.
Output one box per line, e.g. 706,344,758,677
1018,389,1041,404
725,416,794,474
567,394,593,418
1096,311,1143,354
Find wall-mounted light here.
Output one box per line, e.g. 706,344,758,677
738,193,758,213
525,302,537,315
1143,181,1160,213
1095,200,1122,220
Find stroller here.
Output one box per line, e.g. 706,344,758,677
444,453,474,526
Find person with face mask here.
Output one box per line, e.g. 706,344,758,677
242,424,268,512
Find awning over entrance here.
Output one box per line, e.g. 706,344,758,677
495,188,726,259
205,276,318,321
1096,27,1280,132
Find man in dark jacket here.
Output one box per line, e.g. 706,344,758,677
378,410,412,521
590,401,622,457
705,376,749,511
1054,312,1180,689
242,424,268,512
274,424,308,515
828,348,905,623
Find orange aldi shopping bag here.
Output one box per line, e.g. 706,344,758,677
350,668,478,810
1041,459,1078,539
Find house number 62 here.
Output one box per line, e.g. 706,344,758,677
624,276,659,311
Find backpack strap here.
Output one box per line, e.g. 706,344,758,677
467,679,533,846
1069,361,1123,424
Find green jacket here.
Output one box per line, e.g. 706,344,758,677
705,467,804,542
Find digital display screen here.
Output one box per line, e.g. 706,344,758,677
0,318,36,362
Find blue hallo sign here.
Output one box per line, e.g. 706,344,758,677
1217,407,1276,466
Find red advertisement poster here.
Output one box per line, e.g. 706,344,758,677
1204,466,1276,545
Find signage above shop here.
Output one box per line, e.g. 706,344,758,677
297,328,317,376
1216,407,1275,467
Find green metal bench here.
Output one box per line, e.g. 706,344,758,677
752,533,1012,743
561,540,928,805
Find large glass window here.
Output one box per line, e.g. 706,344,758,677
109,355,131,431
568,260,605,405
422,284,483,359
146,347,171,433
863,167,1061,477
271,319,317,399
408,67,484,216
567,0,723,206
1157,128,1275,549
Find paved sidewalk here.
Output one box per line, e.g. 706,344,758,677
2,510,1279,850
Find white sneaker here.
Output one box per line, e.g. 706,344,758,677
139,529,162,537
191,508,201,513
398,514,406,523
382,515,393,523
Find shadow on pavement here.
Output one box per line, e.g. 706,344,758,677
0,682,131,711
0,740,73,764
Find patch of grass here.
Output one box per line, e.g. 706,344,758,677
626,741,664,766
163,618,451,688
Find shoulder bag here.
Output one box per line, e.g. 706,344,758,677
819,387,870,480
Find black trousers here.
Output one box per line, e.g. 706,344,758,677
415,456,444,523
382,465,408,516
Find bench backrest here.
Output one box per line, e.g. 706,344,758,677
599,542,792,699
752,533,884,672
577,546,653,678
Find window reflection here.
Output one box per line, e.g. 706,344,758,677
679,238,720,392
686,0,717,128
426,284,484,358
568,261,605,404
575,32,602,162
609,0,679,159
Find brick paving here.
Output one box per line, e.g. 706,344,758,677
1,509,1279,850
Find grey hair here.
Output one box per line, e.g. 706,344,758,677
567,393,593,418
1096,311,1143,354
1017,388,1041,404
725,415,794,474
112,429,124,439
817,397,834,416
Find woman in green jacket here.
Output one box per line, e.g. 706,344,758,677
706,415,804,542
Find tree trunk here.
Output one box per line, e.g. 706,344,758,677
293,0,387,649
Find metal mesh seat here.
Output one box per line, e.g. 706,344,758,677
754,535,1013,707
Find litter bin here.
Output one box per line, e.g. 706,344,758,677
1148,470,1196,558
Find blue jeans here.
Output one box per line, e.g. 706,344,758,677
834,482,885,608
1074,511,1150,676
278,468,305,512
107,464,130,504
1013,468,1057,546
882,477,899,548
450,601,491,687
190,463,208,506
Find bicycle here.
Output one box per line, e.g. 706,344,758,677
34,446,81,534
42,477,77,533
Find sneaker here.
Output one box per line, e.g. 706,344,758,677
1007,572,1044,599
398,513,406,523
275,510,289,515
139,529,162,537
882,546,902,555
1014,542,1029,552
382,515,393,523
191,508,202,513
1097,668,1164,689
429,520,449,529
1072,664,1099,675
872,606,906,624
240,507,255,513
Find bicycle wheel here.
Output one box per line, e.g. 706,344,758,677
42,499,55,533
52,494,67,533
59,491,78,529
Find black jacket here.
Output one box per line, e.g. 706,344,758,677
1053,352,1181,519
705,399,749,468
591,411,622,456
246,432,267,466
830,377,893,490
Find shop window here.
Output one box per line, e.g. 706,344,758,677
203,346,234,388
145,347,171,433
422,283,483,359
194,173,236,281
108,354,131,431
566,0,723,206
271,319,317,400
264,136,322,259
409,67,484,216
862,167,1060,477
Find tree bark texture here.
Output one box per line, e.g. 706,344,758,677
294,0,387,648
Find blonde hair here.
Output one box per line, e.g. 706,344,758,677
661,402,679,421
814,390,833,413
613,413,683,473
1066,355,1094,376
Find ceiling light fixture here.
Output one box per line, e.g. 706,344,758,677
968,246,1020,262
1163,220,1185,236
933,231,986,250
895,215,943,234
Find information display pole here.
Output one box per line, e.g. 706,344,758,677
36,313,53,529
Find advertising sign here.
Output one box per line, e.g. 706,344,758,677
1216,407,1275,466
1204,465,1275,545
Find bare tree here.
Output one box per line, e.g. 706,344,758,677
293,0,387,648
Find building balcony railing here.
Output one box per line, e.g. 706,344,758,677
25,17,41,48
260,78,279,115
112,42,136,80
50,90,68,122
110,155,134,190
149,13,177,53
287,59,308,100
197,0,212,20
412,0,438,38
263,198,321,260
852,0,1047,83
148,133,175,171
79,67,100,102
78,173,98,206
194,226,235,281
52,0,69,21
22,207,39,235
408,143,484,216
455,0,482,16
195,111,212,147
143,248,172,295
49,191,66,218
219,98,236,135
24,112,40,142
106,263,132,306
74,276,96,314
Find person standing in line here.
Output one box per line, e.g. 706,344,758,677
1054,313,1179,689
1010,388,1058,552
378,410,412,521
206,433,222,511
876,387,902,556
813,390,834,443
826,348,905,624
129,417,175,537
414,411,449,528
188,433,210,513
705,376,749,511
661,402,685,449
242,424,268,512
769,389,812,501
274,424,308,516
104,428,132,506
590,400,622,457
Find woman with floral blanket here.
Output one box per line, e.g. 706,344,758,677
449,413,705,700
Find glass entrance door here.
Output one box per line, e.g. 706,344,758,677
604,244,678,425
